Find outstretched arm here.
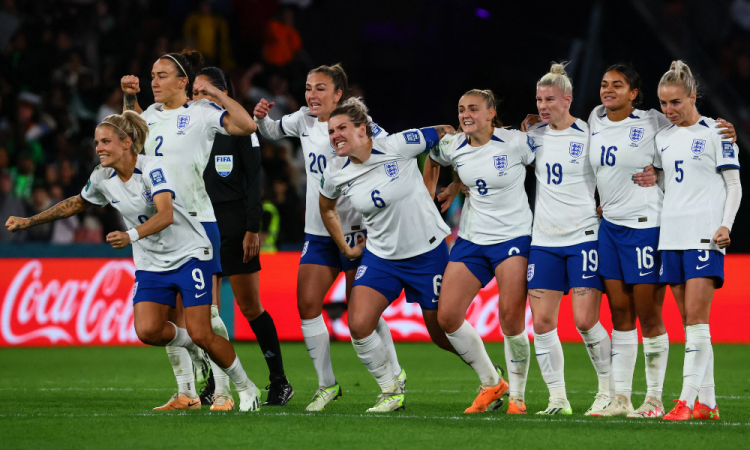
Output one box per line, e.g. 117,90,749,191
6,195,92,232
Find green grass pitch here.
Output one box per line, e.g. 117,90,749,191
1,342,749,449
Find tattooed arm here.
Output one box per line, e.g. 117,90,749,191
121,75,143,114
6,195,93,232
432,125,456,140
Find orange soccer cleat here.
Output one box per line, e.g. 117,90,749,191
506,396,527,415
464,378,509,413
153,393,202,411
210,394,235,411
692,401,720,420
663,399,692,421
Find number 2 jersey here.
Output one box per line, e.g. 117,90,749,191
80,155,212,272
255,106,387,237
588,106,671,228
654,116,740,254
429,127,534,245
140,99,230,223
527,119,599,247
320,129,450,260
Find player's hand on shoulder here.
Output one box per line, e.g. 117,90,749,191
633,165,657,187
106,231,131,249
433,125,457,139
343,236,366,260
253,98,275,120
121,75,140,94
716,118,737,144
5,216,29,232
521,114,541,132
713,226,731,249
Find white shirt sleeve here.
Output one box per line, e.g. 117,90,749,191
654,110,672,129
255,110,304,139
516,130,536,165
144,159,178,199
80,167,109,206
319,167,341,200
428,135,454,167
714,134,740,170
196,99,230,139
387,128,440,159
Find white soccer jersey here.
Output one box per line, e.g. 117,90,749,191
429,128,534,245
527,119,599,247
320,129,450,259
654,116,740,254
588,106,671,228
80,155,212,272
140,99,229,222
255,106,386,236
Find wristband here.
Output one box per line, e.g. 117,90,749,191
127,228,140,243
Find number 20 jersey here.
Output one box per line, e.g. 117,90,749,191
588,106,670,228
527,119,599,247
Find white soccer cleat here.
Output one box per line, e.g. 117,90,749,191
238,385,260,412
589,394,634,417
396,368,407,393
585,393,611,416
192,349,212,385
305,384,342,412
366,392,405,412
627,396,665,418
536,398,572,415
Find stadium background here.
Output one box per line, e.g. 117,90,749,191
1,0,750,347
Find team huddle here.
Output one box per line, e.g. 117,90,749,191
4,49,741,422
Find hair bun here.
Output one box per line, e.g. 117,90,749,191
550,63,568,76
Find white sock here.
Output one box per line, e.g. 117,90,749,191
698,345,716,409
166,322,205,369
504,331,530,400
577,322,612,397
376,317,402,377
611,329,638,401
210,305,231,396
446,320,499,386
680,325,712,406
165,346,197,397
643,333,669,402
534,329,566,401
224,356,255,393
301,315,336,388
351,330,398,393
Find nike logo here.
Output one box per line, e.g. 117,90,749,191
660,146,669,152
696,264,709,270
458,351,469,356
187,401,199,407
535,352,549,356
111,200,120,204
611,352,619,356
148,122,156,126
685,349,699,353
592,131,601,135
644,353,656,357
639,271,653,276
510,359,526,363
582,274,595,279
456,163,465,167
306,348,316,352
364,361,372,366
432,298,439,303
195,292,207,298
302,133,310,137
347,182,354,187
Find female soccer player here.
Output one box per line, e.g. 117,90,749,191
319,97,456,412
422,89,529,414
253,64,400,412
5,112,260,411
525,63,608,415
120,49,257,409
653,61,741,421
196,67,292,410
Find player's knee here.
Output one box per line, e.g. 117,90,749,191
638,315,664,335
135,324,163,346
347,316,374,340
238,301,263,322
187,328,213,349
437,309,462,334
533,316,556,334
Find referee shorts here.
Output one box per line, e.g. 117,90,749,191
213,200,261,277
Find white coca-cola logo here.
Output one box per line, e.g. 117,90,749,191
1,260,139,345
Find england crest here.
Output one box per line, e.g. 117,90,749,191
384,161,399,178
527,264,535,281
141,189,153,203
629,127,644,143
569,142,584,158
215,155,233,177
177,115,190,132
494,155,508,172
355,265,368,280
691,139,706,155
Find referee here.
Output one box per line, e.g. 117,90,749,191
198,67,293,407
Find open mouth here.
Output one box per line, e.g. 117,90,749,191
335,141,346,149
463,120,475,127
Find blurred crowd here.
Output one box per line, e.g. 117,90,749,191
0,0,314,247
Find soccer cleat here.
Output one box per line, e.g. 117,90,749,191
238,385,261,412
589,394,634,417
464,378,509,413
692,401,720,420
397,368,407,393
486,365,507,412
366,393,405,412
305,384,342,412
627,397,665,418
193,350,212,386
262,377,295,406
199,372,216,406
210,394,235,411
536,398,572,415
585,393,611,416
663,399,692,421
506,396,527,415
153,393,202,411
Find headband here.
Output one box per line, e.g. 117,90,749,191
101,120,127,136
164,54,187,78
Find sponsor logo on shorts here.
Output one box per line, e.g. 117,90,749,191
301,241,309,257
132,281,139,300
659,262,663,276
355,265,368,280
527,264,534,281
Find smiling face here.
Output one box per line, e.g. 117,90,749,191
151,58,187,105
600,70,637,110
306,72,342,119
658,84,697,125
94,126,131,168
458,94,495,135
536,85,571,125
328,114,369,158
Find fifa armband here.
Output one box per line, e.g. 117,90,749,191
127,228,141,244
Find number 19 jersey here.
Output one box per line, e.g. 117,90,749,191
527,119,599,247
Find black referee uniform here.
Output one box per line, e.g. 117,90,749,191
203,133,262,275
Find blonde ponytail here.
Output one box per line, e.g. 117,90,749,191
98,111,149,155
658,60,698,97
